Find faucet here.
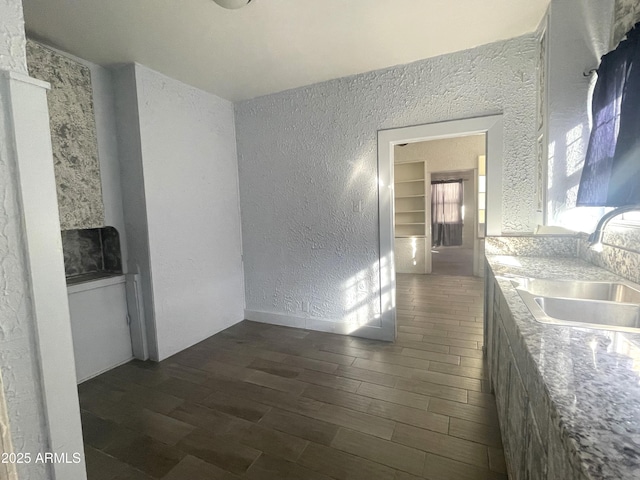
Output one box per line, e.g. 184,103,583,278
588,205,640,249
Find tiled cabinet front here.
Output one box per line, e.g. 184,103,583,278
526,406,548,480
505,356,528,480
494,319,529,480
487,274,576,480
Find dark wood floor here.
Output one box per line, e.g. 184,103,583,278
431,247,474,276
80,273,507,480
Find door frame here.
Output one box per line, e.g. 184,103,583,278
376,115,504,337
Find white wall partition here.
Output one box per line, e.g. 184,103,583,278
115,63,245,361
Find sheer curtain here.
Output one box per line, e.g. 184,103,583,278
431,180,463,247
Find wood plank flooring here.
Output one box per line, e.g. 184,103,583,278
80,273,507,480
431,247,474,276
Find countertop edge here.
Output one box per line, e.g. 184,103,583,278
486,254,640,480
67,274,126,294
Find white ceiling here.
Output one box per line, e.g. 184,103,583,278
22,0,550,102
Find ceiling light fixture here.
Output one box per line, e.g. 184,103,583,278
212,0,252,9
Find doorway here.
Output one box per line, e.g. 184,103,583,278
431,169,476,276
376,115,503,333
393,134,486,277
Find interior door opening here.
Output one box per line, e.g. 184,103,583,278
393,134,487,278
376,115,503,337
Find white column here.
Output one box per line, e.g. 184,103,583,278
0,1,86,479
3,70,87,480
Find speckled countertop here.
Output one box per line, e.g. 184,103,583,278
487,255,640,480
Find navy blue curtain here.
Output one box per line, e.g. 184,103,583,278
577,22,640,206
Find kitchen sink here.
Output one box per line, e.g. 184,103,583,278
511,278,640,303
510,278,640,332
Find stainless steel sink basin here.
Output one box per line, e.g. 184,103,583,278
511,278,640,303
534,296,640,329
511,278,640,332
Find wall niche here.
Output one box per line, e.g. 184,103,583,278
26,39,105,229
62,227,123,284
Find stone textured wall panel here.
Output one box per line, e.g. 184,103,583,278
26,39,104,230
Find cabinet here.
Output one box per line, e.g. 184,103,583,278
489,278,538,480
486,268,586,480
67,276,133,383
394,161,430,273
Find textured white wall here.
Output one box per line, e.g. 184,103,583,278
236,36,537,331
0,0,27,74
134,64,245,360
0,1,49,479
546,0,614,230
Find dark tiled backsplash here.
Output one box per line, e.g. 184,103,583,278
101,226,122,272
62,227,122,278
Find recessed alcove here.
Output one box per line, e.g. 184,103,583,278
61,226,123,284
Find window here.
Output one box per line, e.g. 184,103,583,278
577,23,640,207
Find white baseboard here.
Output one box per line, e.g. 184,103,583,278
244,309,394,341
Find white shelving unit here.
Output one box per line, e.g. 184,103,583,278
394,160,430,274
394,161,426,237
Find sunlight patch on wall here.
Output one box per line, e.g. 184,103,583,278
565,124,585,177
380,254,395,317
342,261,381,334
547,140,555,189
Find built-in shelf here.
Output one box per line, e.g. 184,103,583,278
394,160,428,273
394,161,428,237
395,178,425,184
395,194,426,199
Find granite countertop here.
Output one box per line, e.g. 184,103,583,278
486,255,640,480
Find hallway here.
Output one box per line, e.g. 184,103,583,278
430,247,475,276
80,274,506,480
